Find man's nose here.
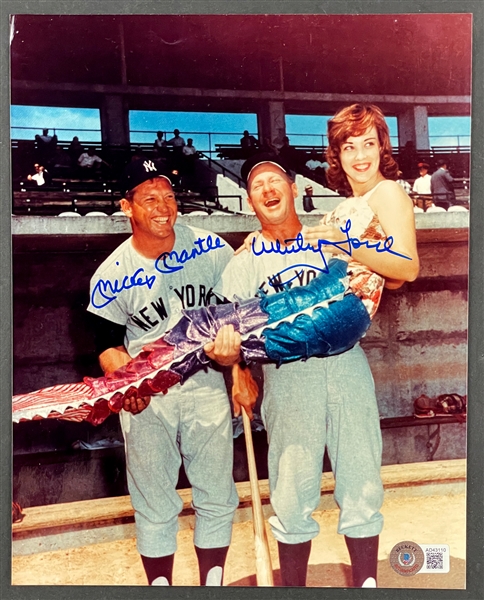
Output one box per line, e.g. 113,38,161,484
153,197,170,211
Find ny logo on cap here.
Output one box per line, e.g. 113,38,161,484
143,160,157,172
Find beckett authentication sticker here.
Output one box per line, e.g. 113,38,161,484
390,541,451,575
390,541,425,576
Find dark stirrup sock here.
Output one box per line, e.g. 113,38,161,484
195,545,229,586
277,540,312,587
345,535,379,587
140,553,174,585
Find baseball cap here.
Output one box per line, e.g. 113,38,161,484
119,158,172,196
417,162,429,169
241,152,294,186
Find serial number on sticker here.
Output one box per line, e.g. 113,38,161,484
419,544,450,573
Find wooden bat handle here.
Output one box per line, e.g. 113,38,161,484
242,406,274,586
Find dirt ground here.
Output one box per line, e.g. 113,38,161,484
12,492,466,589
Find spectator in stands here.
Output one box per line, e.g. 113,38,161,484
153,131,166,156
37,128,53,145
27,163,51,187
278,136,299,170
396,170,412,194
50,146,73,178
166,129,186,171
412,162,433,210
167,129,186,149
78,147,109,178
304,150,328,187
431,159,456,208
35,128,57,163
68,136,84,165
183,138,197,158
182,138,198,189
302,184,316,213
305,150,324,171
240,130,259,157
258,137,278,155
154,130,164,150
153,131,170,166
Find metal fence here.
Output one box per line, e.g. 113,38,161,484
11,125,471,154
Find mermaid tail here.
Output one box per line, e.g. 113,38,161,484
12,259,371,424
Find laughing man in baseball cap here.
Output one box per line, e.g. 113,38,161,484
214,153,384,587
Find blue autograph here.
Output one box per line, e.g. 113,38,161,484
91,268,157,309
252,219,412,274
155,235,225,274
91,235,225,308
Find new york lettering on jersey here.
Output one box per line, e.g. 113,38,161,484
258,265,322,295
129,284,218,331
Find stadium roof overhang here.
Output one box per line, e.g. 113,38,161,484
10,14,472,117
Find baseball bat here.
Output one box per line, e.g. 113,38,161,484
242,405,274,586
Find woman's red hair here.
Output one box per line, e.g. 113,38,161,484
326,103,399,195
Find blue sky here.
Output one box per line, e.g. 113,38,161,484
10,105,471,152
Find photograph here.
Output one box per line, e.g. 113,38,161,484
9,11,472,591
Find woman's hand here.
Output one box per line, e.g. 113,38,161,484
302,223,349,254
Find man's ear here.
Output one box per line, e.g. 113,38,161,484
291,182,299,199
120,198,133,218
246,195,256,213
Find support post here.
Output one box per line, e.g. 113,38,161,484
257,101,286,149
398,105,430,150
100,94,130,147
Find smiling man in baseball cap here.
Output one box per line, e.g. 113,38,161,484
87,158,239,587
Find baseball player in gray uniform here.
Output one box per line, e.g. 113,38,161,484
87,159,239,586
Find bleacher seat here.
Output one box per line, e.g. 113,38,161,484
85,211,108,217
447,205,469,212
426,206,447,213
57,212,81,218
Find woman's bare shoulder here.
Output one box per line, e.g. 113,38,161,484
371,179,413,207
